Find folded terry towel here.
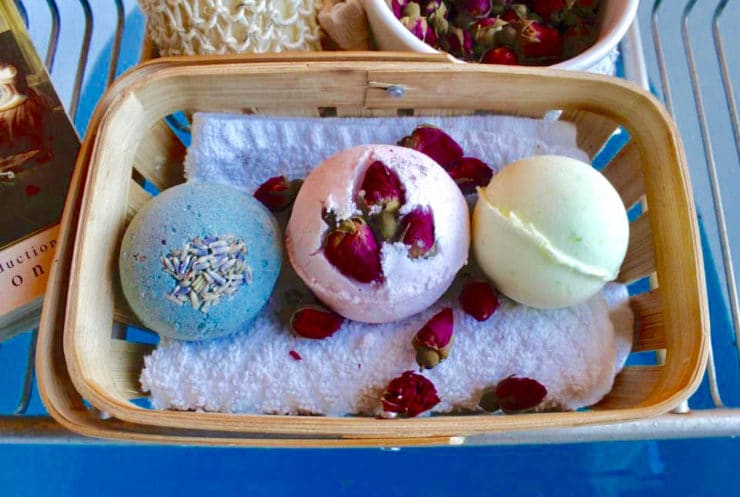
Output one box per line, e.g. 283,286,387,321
140,113,632,415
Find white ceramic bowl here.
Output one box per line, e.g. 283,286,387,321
363,0,639,73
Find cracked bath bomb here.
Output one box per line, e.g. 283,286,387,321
119,182,282,341
473,155,629,309
286,144,470,323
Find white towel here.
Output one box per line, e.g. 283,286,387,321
184,113,590,192
140,113,632,416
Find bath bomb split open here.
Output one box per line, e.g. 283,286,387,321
119,182,282,341
286,144,470,323
473,155,629,309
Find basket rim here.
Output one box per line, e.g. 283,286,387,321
40,53,709,441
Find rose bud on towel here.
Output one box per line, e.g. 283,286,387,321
324,217,383,283
413,307,454,369
290,305,344,339
398,125,464,169
479,376,547,413
381,370,440,418
459,281,499,321
399,206,436,259
446,156,494,194
254,175,303,212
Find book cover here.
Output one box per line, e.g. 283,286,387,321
0,2,79,340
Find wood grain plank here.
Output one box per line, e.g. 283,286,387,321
593,365,663,410
110,339,156,398
630,289,666,352
603,141,645,209
618,213,655,283
560,109,619,159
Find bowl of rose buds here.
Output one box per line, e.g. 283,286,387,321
363,0,638,74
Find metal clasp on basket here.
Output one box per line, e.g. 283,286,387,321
368,81,406,98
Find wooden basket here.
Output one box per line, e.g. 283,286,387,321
39,53,708,443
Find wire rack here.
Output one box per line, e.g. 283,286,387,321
0,0,737,444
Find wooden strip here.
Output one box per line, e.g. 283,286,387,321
593,365,663,410
126,180,151,223
112,272,146,328
253,107,321,117
560,109,619,159
618,213,655,283
334,107,399,117
413,108,478,117
603,141,645,209
110,339,156,398
630,289,667,352
133,119,187,190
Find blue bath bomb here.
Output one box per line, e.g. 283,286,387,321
119,182,282,341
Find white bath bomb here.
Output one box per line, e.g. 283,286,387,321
286,144,470,323
473,155,629,308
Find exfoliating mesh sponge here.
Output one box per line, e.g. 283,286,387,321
119,182,283,341
138,0,322,56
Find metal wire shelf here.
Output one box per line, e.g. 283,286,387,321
1,0,737,444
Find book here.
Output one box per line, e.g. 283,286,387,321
0,1,79,341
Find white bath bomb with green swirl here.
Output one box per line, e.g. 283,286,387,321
473,155,629,309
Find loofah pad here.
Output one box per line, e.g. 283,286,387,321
138,0,323,56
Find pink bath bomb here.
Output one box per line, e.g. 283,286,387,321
286,144,470,323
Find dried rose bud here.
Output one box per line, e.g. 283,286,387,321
519,21,564,59
456,0,492,19
495,376,547,413
481,46,520,65
420,0,443,16
531,0,566,22
446,157,494,194
563,21,595,58
254,175,303,212
290,305,344,339
575,0,597,12
491,0,512,16
402,1,421,17
381,370,440,418
413,307,454,369
459,281,499,321
471,16,507,48
400,14,438,45
398,125,463,169
508,3,529,20
324,217,383,283
428,2,450,36
399,206,435,259
359,160,406,212
444,26,475,59
390,0,410,18
495,24,519,46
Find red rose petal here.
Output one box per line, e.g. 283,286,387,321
459,281,499,322
289,350,302,361
290,306,344,339
381,371,440,418
25,184,41,196
495,376,547,413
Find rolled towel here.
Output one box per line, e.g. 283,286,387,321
140,282,632,415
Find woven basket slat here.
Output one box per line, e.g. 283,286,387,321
603,141,645,209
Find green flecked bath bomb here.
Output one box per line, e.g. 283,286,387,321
119,182,282,341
